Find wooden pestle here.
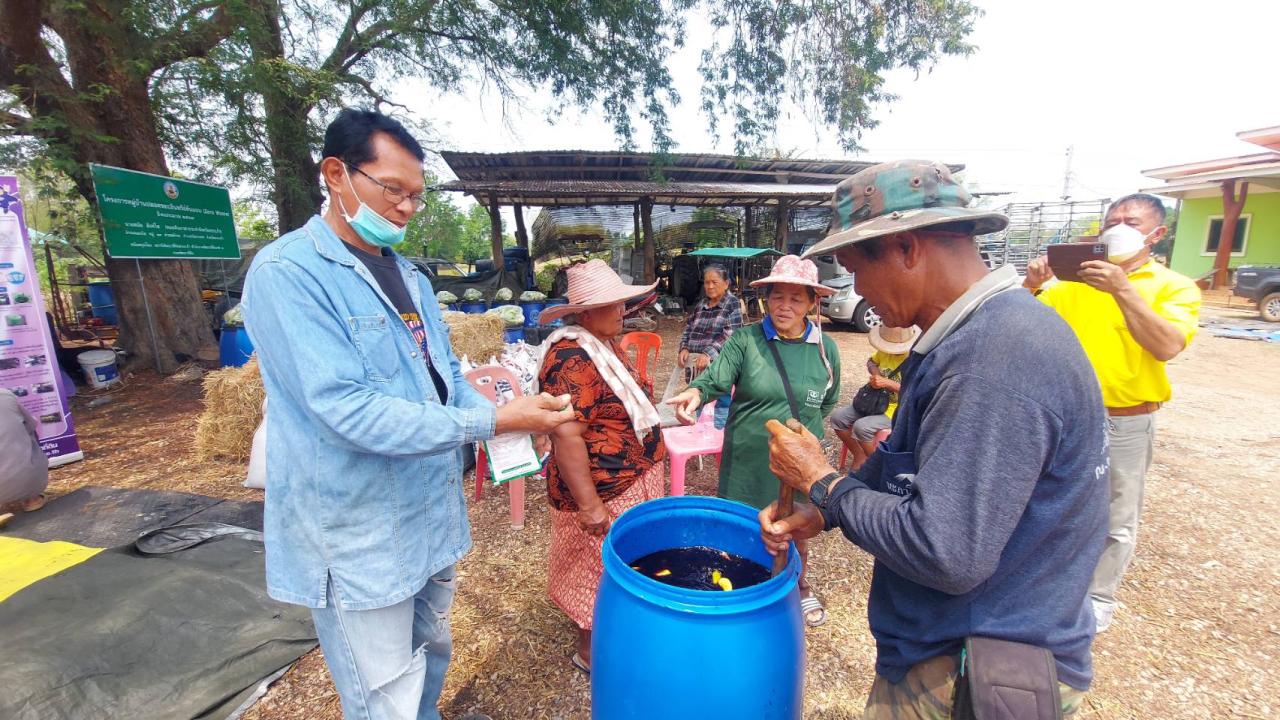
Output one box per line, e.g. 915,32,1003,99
764,418,805,577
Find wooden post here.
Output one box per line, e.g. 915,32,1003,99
744,206,754,247
640,197,656,284
1213,179,1248,288
633,202,641,247
487,195,506,272
774,199,791,252
513,202,529,253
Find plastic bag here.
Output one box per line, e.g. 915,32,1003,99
223,303,245,326
436,290,458,304
462,288,484,302
519,290,547,302
486,304,525,327
495,287,513,302
656,363,690,428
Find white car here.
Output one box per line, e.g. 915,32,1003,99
820,275,880,332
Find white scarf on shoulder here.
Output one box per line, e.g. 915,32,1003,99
536,325,661,441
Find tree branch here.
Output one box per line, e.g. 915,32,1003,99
0,109,34,134
147,2,235,74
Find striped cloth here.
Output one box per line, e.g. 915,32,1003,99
536,325,661,441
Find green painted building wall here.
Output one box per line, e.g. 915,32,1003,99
1170,191,1280,278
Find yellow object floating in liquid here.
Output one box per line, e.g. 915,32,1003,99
711,570,722,584
718,577,733,591
655,569,672,577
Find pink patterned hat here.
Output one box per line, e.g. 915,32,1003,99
538,259,659,324
749,254,835,296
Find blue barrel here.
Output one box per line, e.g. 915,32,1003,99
460,300,488,314
519,300,546,327
593,496,803,719
447,304,460,312
542,297,568,327
86,282,118,326
219,326,255,367
503,326,525,343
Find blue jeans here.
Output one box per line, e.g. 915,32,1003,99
311,565,458,720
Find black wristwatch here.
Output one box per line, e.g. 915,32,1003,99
808,471,842,510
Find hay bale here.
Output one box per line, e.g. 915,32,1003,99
194,357,265,463
443,312,506,363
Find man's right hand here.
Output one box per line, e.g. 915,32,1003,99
758,502,825,556
1024,256,1054,291
495,392,575,434
678,349,689,368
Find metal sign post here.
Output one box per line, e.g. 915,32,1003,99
135,258,163,374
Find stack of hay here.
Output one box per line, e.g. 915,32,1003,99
442,311,506,364
194,357,265,463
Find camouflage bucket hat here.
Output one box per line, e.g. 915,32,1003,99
802,159,1009,259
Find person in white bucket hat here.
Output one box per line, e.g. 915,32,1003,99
828,324,920,470
667,254,842,627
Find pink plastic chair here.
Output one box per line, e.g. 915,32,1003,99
838,428,893,471
464,365,528,529
661,404,723,496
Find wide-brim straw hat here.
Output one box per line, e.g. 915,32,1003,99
748,254,835,297
869,325,920,355
539,259,658,324
802,159,1009,259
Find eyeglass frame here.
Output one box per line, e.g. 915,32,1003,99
345,162,426,209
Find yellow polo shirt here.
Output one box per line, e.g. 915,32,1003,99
1039,261,1200,408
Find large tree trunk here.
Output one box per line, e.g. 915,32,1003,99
246,0,324,233
1213,180,1248,288
1,0,220,373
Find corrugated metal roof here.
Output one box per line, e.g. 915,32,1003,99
435,179,841,207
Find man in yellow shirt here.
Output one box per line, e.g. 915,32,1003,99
1025,193,1201,632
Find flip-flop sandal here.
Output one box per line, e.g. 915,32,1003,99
0,512,13,530
21,494,46,512
800,595,827,628
570,652,591,675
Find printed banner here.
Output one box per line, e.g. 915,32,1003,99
0,176,83,466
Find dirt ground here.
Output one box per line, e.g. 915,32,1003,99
44,307,1279,720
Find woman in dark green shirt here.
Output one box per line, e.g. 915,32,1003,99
668,255,841,626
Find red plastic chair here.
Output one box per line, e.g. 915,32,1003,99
619,332,662,386
464,365,528,529
838,428,893,471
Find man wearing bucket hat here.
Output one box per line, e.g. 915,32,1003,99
758,160,1109,718
244,108,571,720
828,324,919,470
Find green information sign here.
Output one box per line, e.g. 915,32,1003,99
90,164,240,260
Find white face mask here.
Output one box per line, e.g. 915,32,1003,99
1099,223,1156,264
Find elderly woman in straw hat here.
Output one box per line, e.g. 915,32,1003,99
666,254,841,626
536,259,667,673
829,324,920,470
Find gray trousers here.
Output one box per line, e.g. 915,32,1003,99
1089,413,1156,608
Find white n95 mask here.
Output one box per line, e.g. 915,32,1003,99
1099,223,1154,264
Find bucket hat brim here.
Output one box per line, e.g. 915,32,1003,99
802,206,1009,260
538,280,658,325
869,325,920,355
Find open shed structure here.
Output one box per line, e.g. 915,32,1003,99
438,151,950,283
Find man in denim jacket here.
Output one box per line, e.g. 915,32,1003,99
244,109,572,720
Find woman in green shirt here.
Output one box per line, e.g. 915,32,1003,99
667,255,841,626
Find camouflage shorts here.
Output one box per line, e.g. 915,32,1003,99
863,654,1086,720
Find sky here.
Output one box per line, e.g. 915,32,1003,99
401,0,1279,212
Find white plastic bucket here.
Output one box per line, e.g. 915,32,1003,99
77,349,120,389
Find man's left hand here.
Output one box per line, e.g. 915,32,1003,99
1077,260,1131,295
766,419,835,494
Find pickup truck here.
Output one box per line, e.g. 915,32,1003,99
1233,266,1280,322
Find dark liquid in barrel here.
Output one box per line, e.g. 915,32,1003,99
629,546,771,591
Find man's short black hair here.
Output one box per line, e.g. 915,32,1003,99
322,108,425,167
1108,193,1167,223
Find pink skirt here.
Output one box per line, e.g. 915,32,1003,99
547,464,665,630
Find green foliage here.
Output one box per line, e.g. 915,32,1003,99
233,200,277,240
393,175,514,264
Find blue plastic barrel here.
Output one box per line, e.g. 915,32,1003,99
592,496,803,720
460,301,488,314
219,326,255,367
503,326,525,343
519,300,546,327
542,297,568,327
86,281,118,326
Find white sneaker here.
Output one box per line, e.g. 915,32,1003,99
1092,600,1116,633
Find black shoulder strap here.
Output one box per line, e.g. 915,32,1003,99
765,339,801,421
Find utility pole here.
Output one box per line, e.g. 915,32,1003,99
1060,145,1075,201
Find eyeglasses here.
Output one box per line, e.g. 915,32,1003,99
345,163,425,209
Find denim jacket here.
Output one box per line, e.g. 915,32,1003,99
243,215,496,610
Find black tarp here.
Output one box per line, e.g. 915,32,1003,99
0,534,316,720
